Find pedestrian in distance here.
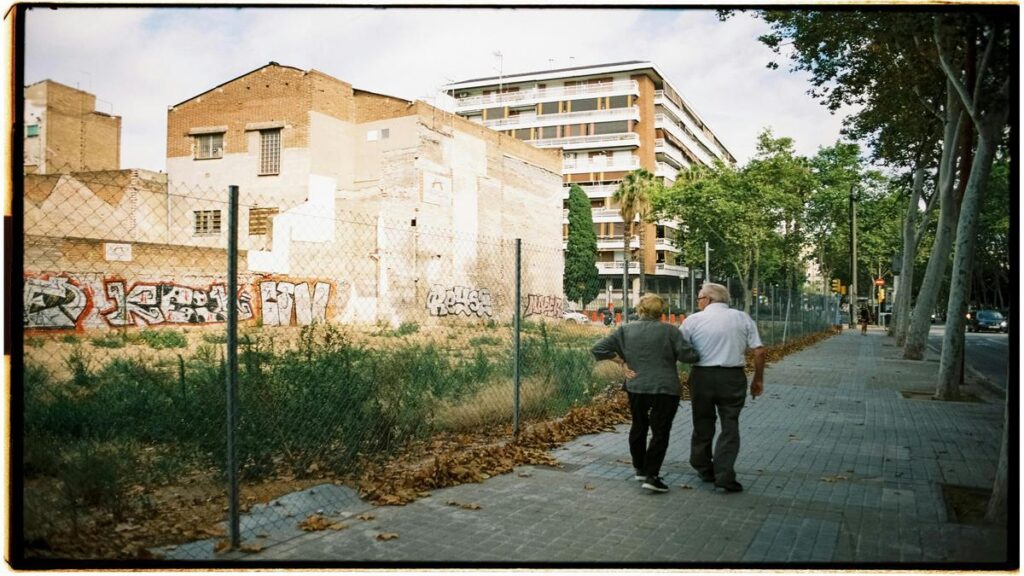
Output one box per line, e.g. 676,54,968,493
859,306,871,335
591,294,700,494
679,283,765,493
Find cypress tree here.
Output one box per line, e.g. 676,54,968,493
563,184,601,309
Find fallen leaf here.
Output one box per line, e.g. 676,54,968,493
376,532,400,541
583,483,595,491
239,542,264,553
298,514,333,531
328,523,348,531
213,539,231,554
679,484,694,490
357,513,376,521
517,472,532,478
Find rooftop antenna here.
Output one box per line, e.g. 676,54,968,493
493,50,503,93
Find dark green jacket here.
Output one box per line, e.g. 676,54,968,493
591,319,699,396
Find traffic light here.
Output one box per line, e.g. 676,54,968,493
831,278,841,293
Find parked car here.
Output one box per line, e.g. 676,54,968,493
562,311,591,324
966,309,1007,333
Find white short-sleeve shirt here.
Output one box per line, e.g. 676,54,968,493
679,302,763,367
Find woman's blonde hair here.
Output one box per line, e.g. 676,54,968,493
636,294,665,320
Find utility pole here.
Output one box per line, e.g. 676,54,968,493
705,241,711,285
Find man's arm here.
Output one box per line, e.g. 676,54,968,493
750,346,766,397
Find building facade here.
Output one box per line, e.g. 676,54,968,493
164,62,566,326
444,61,735,311
23,80,122,174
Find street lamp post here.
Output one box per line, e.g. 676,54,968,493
849,185,858,328
704,241,711,285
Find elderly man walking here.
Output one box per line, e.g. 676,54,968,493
679,283,765,493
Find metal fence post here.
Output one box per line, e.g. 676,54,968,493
226,185,240,549
512,237,520,434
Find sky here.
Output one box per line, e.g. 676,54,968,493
23,6,859,172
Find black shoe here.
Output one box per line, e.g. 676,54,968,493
633,469,646,481
642,476,670,493
715,481,743,493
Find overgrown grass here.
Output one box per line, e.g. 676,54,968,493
23,321,601,531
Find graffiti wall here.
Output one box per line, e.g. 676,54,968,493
24,274,94,329
426,284,493,318
523,294,566,319
101,279,254,327
258,280,332,326
23,272,334,330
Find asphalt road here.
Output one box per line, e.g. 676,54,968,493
927,325,1010,391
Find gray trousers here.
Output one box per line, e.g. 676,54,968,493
689,366,747,484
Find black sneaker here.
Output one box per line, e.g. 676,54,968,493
642,476,670,493
633,469,646,481
715,481,743,493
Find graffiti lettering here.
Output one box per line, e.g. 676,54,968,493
426,284,493,318
259,280,331,326
24,274,92,329
523,294,566,319
102,280,254,327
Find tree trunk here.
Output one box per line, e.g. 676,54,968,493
985,388,1008,524
894,162,927,345
936,111,1004,398
903,86,964,360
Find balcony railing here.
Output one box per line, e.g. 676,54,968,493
533,132,640,150
654,100,721,165
483,106,639,130
654,237,679,252
454,80,640,111
597,261,641,274
561,184,621,199
654,138,691,170
655,263,688,277
656,161,678,183
655,114,716,167
564,156,640,174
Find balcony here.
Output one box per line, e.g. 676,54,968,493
483,106,639,130
654,138,691,170
597,261,641,275
656,161,678,183
654,237,679,252
655,114,716,167
597,236,638,250
533,132,640,151
655,263,688,277
564,155,640,174
453,80,640,112
560,183,621,200
654,91,724,161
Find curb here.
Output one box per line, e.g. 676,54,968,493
926,343,1005,399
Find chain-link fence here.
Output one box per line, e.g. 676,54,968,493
19,168,835,561
20,168,620,560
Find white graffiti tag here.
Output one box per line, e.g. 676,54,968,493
259,281,331,326
24,274,90,329
102,280,254,327
426,284,493,318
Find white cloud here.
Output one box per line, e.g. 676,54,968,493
24,6,857,171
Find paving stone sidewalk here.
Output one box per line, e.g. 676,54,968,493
211,327,1010,567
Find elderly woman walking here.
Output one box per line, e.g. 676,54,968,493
591,294,700,493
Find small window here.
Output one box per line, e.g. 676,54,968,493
259,129,281,175
194,133,224,160
540,101,560,115
380,128,390,139
248,207,279,235
26,124,40,137
194,210,222,235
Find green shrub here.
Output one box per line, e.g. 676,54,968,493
60,334,79,344
60,441,134,518
138,329,187,349
201,332,227,344
63,345,93,388
90,333,126,348
26,336,45,348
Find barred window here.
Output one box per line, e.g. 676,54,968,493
26,124,40,137
259,129,281,175
248,206,279,236
194,133,224,159
194,210,222,235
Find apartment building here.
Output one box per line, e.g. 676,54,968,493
444,61,735,310
23,79,122,174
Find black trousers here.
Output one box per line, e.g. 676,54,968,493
688,366,747,484
627,392,679,478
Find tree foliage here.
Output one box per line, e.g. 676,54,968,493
563,184,601,308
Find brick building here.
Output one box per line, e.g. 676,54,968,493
23,79,121,174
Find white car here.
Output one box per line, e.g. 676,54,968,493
562,311,591,324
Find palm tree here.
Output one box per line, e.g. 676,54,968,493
613,168,656,315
